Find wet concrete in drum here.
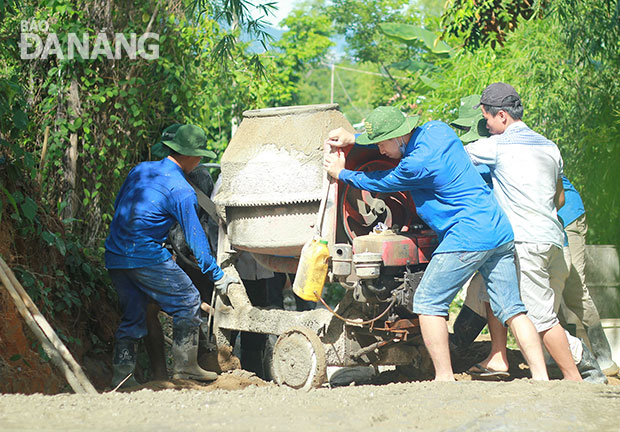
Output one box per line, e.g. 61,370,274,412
0,377,618,431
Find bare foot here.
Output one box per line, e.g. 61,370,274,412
476,353,509,373
434,374,456,382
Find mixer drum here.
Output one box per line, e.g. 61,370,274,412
214,104,353,256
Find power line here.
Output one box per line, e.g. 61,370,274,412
320,62,415,81
334,68,365,118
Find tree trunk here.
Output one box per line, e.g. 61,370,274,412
62,78,81,223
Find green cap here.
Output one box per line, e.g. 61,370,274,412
162,124,216,159
460,118,491,143
356,106,420,145
151,123,182,159
450,95,491,143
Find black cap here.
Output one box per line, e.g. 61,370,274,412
475,82,521,108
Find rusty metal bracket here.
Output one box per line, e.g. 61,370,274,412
373,318,421,342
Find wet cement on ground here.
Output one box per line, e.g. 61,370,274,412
0,377,618,432
1,331,618,431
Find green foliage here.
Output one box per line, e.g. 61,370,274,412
282,60,383,125
379,22,453,55
0,74,32,178
1,168,111,321
1,1,271,246
441,0,547,49
203,0,276,75
0,0,20,21
553,0,620,63
309,0,455,111
323,0,430,105
378,22,454,92
448,291,463,316
0,0,279,355
259,5,334,107
326,0,619,247
323,282,346,307
422,13,620,246
327,0,418,63
259,0,397,122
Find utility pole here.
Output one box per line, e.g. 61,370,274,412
330,63,335,103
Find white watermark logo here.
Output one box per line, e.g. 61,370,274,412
19,19,159,60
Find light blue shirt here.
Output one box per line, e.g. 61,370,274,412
105,158,223,281
339,121,514,254
466,121,565,247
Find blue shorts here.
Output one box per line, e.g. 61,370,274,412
413,241,526,326
109,258,202,340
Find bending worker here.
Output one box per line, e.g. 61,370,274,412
558,175,619,376
323,106,548,382
105,124,238,388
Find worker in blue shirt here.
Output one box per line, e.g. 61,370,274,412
105,124,238,388
558,175,619,376
324,106,548,381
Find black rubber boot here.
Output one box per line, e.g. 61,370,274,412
577,339,608,384
111,338,140,389
586,323,619,377
450,305,488,351
172,323,218,381
196,324,210,365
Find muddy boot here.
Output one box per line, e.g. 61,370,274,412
111,338,140,389
577,339,608,384
172,323,218,381
586,323,619,377
449,305,487,352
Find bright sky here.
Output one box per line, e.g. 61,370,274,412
251,0,298,29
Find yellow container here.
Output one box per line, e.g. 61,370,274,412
293,238,330,302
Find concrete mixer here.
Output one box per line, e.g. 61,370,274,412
211,104,438,389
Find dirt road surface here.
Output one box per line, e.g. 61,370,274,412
0,376,618,431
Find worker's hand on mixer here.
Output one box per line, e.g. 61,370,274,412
214,273,240,296
325,127,355,148
323,150,346,180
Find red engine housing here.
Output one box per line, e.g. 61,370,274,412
352,230,437,266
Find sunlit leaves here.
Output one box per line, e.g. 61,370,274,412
379,22,453,56
441,0,548,50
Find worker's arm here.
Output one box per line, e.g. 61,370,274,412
323,151,346,179
464,137,498,167
555,179,565,209
337,155,430,193
327,122,442,190
324,127,356,148
323,131,429,189
174,193,224,281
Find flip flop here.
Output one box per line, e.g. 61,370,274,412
467,363,510,381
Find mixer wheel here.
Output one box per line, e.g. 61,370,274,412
272,327,327,390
